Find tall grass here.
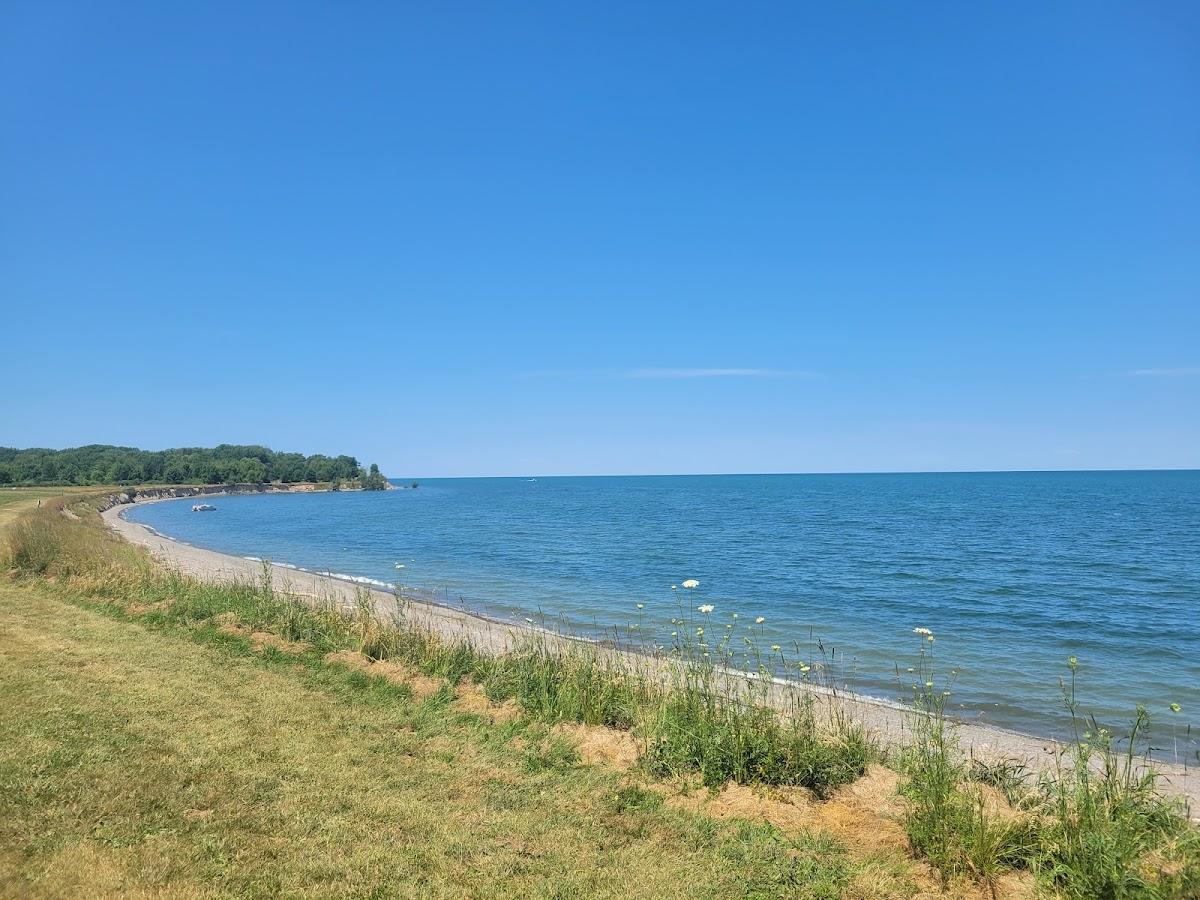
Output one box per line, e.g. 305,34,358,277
898,633,1197,898
1029,659,1198,897
642,606,871,794
897,636,1035,896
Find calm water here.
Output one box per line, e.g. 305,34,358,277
126,471,1199,746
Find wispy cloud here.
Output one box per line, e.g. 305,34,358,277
626,368,814,380
1127,367,1200,377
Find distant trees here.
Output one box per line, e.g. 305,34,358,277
361,463,389,491
0,444,363,486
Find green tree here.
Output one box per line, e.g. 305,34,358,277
361,463,388,491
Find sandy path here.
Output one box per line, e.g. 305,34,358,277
102,498,1199,812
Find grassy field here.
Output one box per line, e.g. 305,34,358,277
0,486,87,529
2,501,1197,898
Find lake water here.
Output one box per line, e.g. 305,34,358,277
125,471,1199,748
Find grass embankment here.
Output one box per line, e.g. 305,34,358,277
2,502,1198,898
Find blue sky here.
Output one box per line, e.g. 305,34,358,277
2,2,1196,476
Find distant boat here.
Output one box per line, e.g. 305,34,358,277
191,504,216,512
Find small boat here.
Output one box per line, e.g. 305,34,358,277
191,504,216,512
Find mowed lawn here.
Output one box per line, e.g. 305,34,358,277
0,487,76,529
0,582,909,899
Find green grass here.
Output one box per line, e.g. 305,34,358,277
897,641,1198,898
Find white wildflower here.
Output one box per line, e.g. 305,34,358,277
698,604,714,614
682,579,700,589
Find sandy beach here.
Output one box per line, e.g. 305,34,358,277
102,496,1200,813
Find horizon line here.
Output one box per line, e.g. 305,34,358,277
384,466,1200,480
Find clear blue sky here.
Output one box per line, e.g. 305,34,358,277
2,2,1196,476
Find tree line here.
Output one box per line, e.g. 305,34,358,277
0,444,369,487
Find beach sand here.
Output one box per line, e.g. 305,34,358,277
102,497,1200,813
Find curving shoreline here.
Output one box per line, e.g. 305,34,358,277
101,495,1200,812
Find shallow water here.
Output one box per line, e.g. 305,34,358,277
126,471,1199,747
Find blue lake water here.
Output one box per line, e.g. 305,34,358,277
125,471,1199,748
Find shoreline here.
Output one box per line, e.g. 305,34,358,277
101,495,1200,813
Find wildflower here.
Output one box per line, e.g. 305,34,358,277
636,603,644,609
906,667,915,673
725,624,733,629
698,604,714,614
671,631,677,637
772,644,781,652
671,584,678,590
755,616,765,624
926,635,935,642
696,627,704,636
913,627,932,636
732,613,739,619
1068,655,1078,670
524,617,533,624
800,664,811,673
682,579,700,589
925,681,933,688
1170,702,1182,713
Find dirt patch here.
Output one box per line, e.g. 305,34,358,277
991,872,1037,900
210,613,306,655
323,649,443,700
660,767,908,846
215,612,247,636
553,723,640,771
454,681,522,723
664,781,813,831
249,631,308,655
127,599,173,615
815,764,910,855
